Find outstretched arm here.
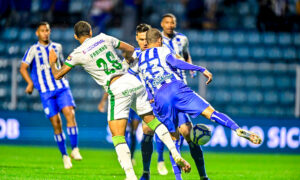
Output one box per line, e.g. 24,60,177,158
49,49,72,80
166,54,212,84
98,92,108,113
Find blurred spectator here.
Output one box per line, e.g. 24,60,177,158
6,0,32,27
121,0,141,43
51,0,70,26
256,0,294,32
0,0,12,29
90,0,119,33
182,0,205,29
202,0,219,29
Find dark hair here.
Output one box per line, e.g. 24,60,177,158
146,28,162,44
162,13,176,21
37,22,50,29
74,21,91,38
136,23,151,34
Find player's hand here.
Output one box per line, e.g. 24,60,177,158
203,70,212,85
98,101,107,113
25,83,34,94
49,49,58,64
189,70,196,78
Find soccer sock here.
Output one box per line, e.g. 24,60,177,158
155,134,165,162
130,131,137,159
67,126,78,149
210,111,240,131
141,134,153,172
169,140,182,180
188,141,207,177
54,133,67,156
147,118,180,158
112,136,137,179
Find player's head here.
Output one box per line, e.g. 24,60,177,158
146,28,163,48
136,23,151,51
36,22,50,44
161,13,176,36
74,21,92,43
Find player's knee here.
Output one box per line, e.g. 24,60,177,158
179,124,192,141
142,124,154,135
201,106,215,119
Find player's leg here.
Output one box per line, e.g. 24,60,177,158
57,88,82,160
201,106,261,144
129,112,140,162
108,119,137,180
133,84,191,173
50,114,72,169
140,123,154,180
167,130,183,180
178,120,208,180
107,76,138,180
174,82,262,144
155,134,168,175
40,92,71,169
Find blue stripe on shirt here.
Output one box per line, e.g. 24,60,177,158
45,46,58,89
37,46,50,91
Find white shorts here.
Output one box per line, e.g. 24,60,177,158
107,73,153,121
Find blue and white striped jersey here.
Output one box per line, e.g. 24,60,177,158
22,41,69,93
162,31,190,83
130,46,181,96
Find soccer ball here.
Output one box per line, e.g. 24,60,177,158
190,124,212,145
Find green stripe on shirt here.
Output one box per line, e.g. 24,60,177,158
64,62,74,68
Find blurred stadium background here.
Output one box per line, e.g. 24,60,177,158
0,0,300,178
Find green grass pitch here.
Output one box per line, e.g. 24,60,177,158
0,145,299,180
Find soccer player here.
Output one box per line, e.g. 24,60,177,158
130,28,262,179
154,13,197,177
49,21,191,180
19,22,82,169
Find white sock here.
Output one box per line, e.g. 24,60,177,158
115,143,137,180
154,124,180,158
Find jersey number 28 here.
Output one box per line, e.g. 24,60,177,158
96,51,122,75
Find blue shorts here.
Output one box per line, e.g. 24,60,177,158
128,109,142,123
40,88,76,119
153,80,210,132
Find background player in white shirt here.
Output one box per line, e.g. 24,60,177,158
49,21,191,180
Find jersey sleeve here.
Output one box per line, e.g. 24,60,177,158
105,34,121,48
22,46,35,65
64,51,82,68
128,59,139,75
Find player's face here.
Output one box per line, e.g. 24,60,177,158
136,32,148,51
161,17,176,35
36,25,50,43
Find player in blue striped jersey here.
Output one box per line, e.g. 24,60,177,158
19,22,82,169
130,28,262,180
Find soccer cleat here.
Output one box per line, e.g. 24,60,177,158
173,155,191,173
71,147,83,160
63,155,72,169
236,128,262,144
139,171,150,180
157,161,168,175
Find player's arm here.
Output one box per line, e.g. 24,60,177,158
166,54,212,84
118,41,135,64
49,49,72,80
19,63,34,94
98,92,108,113
182,37,195,78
